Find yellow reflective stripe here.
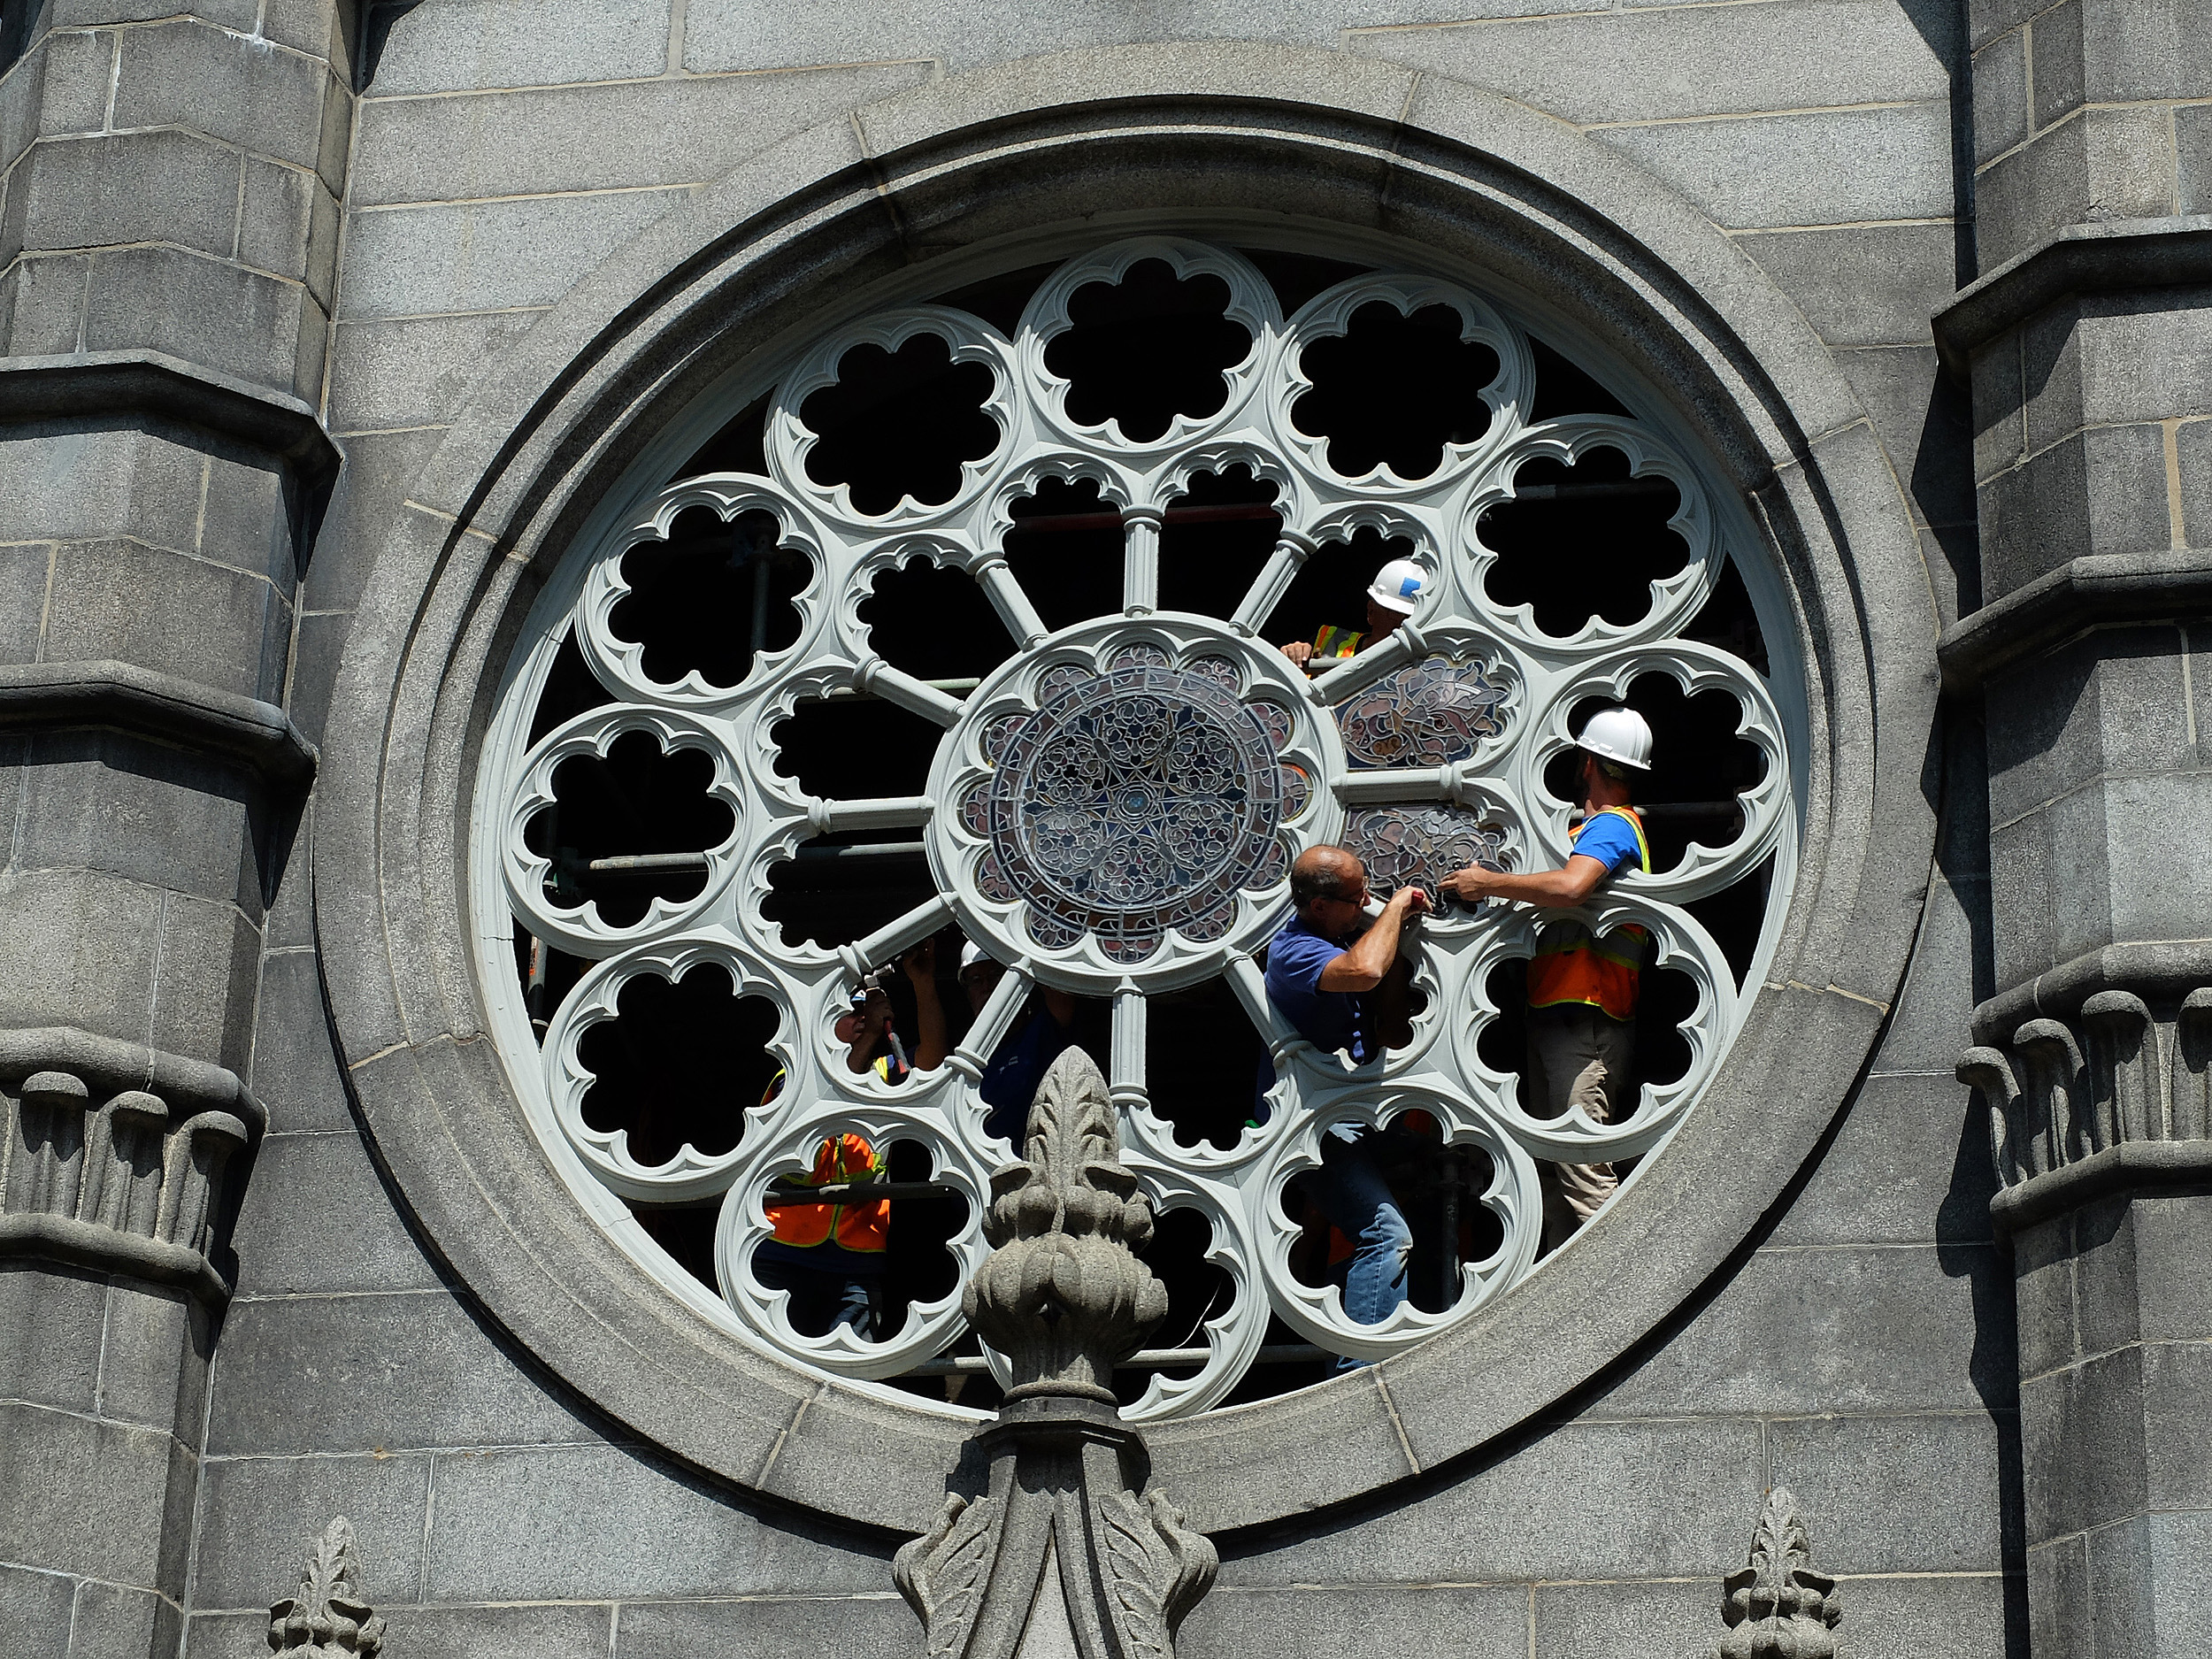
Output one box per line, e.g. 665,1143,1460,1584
1589,805,1651,873
1312,625,1364,658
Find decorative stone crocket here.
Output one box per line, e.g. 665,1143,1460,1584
267,1517,384,1657
895,1047,1217,1659
1717,1487,1841,1659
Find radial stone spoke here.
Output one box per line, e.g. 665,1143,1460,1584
1230,530,1315,638
972,556,1048,649
1123,507,1161,616
840,893,955,979
856,657,964,727
1110,984,1148,1111
951,961,1033,1085
808,795,935,834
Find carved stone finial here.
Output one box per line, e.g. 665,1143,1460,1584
1717,1488,1839,1659
898,1048,1217,1659
268,1517,384,1656
964,1047,1171,1402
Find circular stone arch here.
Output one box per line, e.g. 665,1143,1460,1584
316,41,1939,1537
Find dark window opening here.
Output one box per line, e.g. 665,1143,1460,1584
933,262,1061,337
1525,337,1633,423
1044,258,1253,443
1110,1207,1236,1409
1237,248,1372,319
1156,467,1282,620
1543,678,1770,877
1479,449,1688,638
1263,525,1417,652
1681,556,1770,679
1144,976,1272,1152
763,831,934,950
628,1201,719,1292
1292,301,1498,480
858,557,1017,686
526,628,617,747
1276,1109,1496,1317
740,1137,971,1342
1475,955,1696,1123
611,506,806,691
800,334,999,514
770,695,942,800
1685,853,1777,989
511,920,589,1039
1001,476,1124,633
875,1138,970,1342
672,392,769,481
578,962,773,1168
522,728,734,929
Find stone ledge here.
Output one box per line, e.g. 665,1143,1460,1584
0,349,340,480
0,660,318,789
1989,1140,2212,1234
1971,939,2212,1046
1937,548,2212,690
1932,214,2212,375
0,1024,266,1133
0,1210,232,1304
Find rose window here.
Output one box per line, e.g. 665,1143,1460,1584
475,236,1797,1421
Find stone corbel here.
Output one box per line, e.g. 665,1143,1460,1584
0,1056,257,1304
1956,979,2212,1233
895,1048,1217,1659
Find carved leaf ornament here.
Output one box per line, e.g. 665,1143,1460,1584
474,235,1795,1416
268,1517,384,1657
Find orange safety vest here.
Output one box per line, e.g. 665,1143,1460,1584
1526,806,1653,1021
1311,624,1365,660
769,1130,889,1255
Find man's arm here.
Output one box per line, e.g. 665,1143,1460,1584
903,941,949,1071
1439,854,1609,908
1316,887,1430,991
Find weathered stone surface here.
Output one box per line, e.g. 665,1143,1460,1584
1714,1488,1840,1659
265,1517,385,1656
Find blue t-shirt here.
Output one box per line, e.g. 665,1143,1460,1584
1571,808,1644,877
980,1003,1079,1144
1263,914,1375,1064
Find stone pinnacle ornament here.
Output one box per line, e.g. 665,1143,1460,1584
896,1048,1217,1659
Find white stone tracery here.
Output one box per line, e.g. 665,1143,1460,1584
477,236,1794,1420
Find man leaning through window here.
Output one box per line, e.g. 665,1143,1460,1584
1439,706,1655,1249
1262,845,1430,1363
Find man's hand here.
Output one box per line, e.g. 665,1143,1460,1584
1279,639,1314,666
1438,864,1497,903
1386,886,1432,920
901,938,936,983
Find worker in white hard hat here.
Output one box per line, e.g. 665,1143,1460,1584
1279,557,1428,668
1438,704,1655,1249
956,940,1083,1146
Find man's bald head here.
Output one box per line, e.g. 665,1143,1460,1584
1290,845,1365,916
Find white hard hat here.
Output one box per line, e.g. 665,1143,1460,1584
1365,557,1429,616
1576,706,1654,771
958,941,994,977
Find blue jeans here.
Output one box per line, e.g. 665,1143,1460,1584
1314,1132,1413,1369
753,1254,879,1340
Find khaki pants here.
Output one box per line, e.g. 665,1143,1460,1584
1525,1003,1635,1250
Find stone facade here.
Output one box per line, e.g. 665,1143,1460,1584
0,2,2203,1657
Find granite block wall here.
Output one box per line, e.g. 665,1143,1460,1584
0,2,2068,1655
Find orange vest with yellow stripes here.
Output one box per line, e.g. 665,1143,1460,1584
1311,624,1365,659
1526,806,1652,1021
769,1130,890,1255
